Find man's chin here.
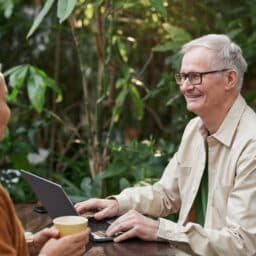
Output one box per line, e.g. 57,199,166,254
186,103,201,115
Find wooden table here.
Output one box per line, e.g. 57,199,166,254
16,204,178,256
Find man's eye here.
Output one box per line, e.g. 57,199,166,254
190,73,200,79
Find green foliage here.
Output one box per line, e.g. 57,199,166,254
57,0,77,23
148,0,167,19
1,0,256,204
113,72,145,122
26,0,55,38
0,169,35,202
0,0,14,18
26,0,78,38
95,139,175,196
4,65,62,112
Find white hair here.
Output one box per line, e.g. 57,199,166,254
181,34,247,90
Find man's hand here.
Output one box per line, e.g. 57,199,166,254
75,198,119,220
106,210,159,242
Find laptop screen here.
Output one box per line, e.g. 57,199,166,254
20,170,78,219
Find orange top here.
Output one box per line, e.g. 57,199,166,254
0,184,28,256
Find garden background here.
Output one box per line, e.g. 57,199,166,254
0,0,256,203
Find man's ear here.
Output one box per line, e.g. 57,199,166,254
225,70,238,90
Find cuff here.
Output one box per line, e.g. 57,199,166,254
157,218,189,243
107,194,131,215
25,232,37,256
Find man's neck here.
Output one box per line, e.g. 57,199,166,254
201,93,239,134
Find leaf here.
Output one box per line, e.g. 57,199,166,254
45,77,63,103
33,67,62,103
227,28,244,39
27,66,47,112
0,0,14,18
53,173,81,196
153,41,180,52
5,64,62,109
116,88,129,106
95,166,126,181
26,0,55,38
10,153,30,170
9,65,28,89
112,89,129,122
93,0,104,7
149,0,167,19
129,84,144,120
80,177,92,193
162,24,192,42
3,65,26,77
119,177,130,190
4,65,29,103
57,0,77,24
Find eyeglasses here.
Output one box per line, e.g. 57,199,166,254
175,69,230,86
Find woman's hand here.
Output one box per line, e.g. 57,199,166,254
33,227,59,253
39,228,90,256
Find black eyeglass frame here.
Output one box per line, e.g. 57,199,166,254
175,68,230,86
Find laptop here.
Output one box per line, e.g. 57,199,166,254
20,169,116,241
20,169,78,219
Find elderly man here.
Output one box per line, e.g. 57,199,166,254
76,34,256,255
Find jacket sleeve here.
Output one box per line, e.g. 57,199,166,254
114,118,198,217
114,153,181,217
157,150,256,256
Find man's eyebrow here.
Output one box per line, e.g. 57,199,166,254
180,71,200,74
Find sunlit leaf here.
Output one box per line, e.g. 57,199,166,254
27,66,47,112
112,89,129,122
129,84,144,120
149,0,167,19
4,65,29,103
31,66,62,103
116,88,129,107
0,0,14,18
3,65,26,77
8,65,28,89
115,78,126,89
117,40,128,63
26,0,55,38
4,64,62,111
162,24,191,42
57,0,77,24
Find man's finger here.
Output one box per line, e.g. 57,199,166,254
75,199,101,213
106,217,132,237
94,205,115,220
114,228,135,242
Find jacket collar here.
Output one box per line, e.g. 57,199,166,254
199,94,246,147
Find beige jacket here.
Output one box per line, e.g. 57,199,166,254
115,94,256,256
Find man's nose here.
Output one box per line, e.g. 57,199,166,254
180,78,194,89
